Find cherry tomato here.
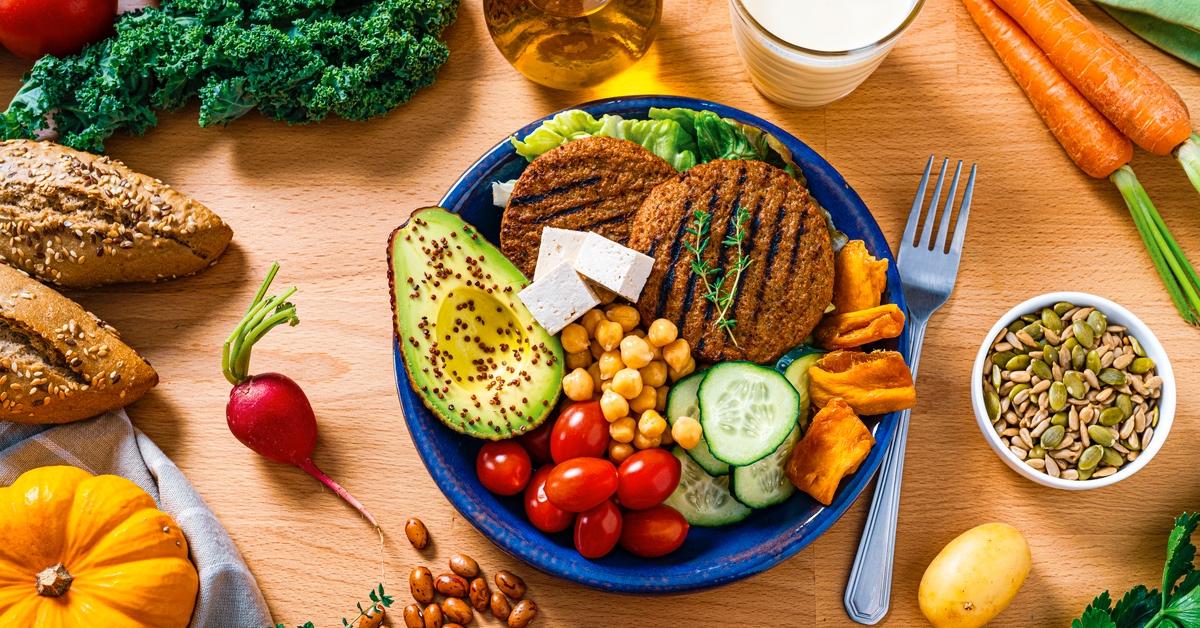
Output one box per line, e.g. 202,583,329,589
616,448,681,510
519,420,554,464
618,505,689,558
545,458,617,512
0,0,117,61
550,400,608,463
574,500,623,559
476,441,532,496
524,465,573,533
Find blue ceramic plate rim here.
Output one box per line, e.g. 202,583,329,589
392,95,910,594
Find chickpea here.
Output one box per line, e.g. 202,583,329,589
610,417,636,443
562,368,594,401
656,385,669,412
629,328,647,338
596,320,624,351
605,304,641,332
633,431,661,450
672,416,703,450
600,379,612,393
598,350,624,380
561,324,589,354
581,309,606,336
566,350,592,371
640,361,667,388
647,319,678,347
589,338,605,360
662,338,691,371
649,342,663,361
638,410,667,438
619,335,654,370
630,383,657,413
600,390,629,422
611,368,644,400
608,441,635,463
669,356,697,382
587,362,602,389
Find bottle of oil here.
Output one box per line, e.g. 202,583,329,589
484,0,662,90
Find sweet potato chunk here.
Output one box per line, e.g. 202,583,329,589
832,240,889,313
786,398,874,505
814,303,905,350
809,350,916,415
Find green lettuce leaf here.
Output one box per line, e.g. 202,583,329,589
511,110,698,171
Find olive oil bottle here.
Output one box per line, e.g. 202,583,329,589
484,0,661,90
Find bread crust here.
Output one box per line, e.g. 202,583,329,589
0,264,157,423
0,140,233,288
628,160,834,363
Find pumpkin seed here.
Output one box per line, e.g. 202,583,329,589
1031,360,1053,381
1048,382,1068,411
1088,425,1116,447
1087,310,1108,336
1028,445,1046,459
1099,368,1127,386
1063,337,1080,354
1020,313,1039,324
1077,467,1094,481
1006,354,1031,370
1040,425,1065,449
1129,357,1155,374
1078,445,1103,471
991,351,1015,368
1102,447,1126,467
1007,320,1026,333
1008,383,1030,404
1054,301,1075,315
1063,372,1086,399
1022,322,1045,341
1050,411,1069,427
985,391,1001,421
1086,350,1101,374
1098,407,1124,426
1130,336,1146,357
1043,346,1059,365
1072,345,1087,370
1073,320,1096,349
1041,308,1064,332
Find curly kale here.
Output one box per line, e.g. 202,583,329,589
1,0,458,152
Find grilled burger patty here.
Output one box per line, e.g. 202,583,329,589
628,160,834,363
500,136,677,277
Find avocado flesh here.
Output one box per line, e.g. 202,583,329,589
390,208,563,439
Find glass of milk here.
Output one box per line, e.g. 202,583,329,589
729,0,925,108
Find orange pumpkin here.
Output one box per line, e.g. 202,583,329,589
0,465,199,627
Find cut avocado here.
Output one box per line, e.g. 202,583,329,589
389,208,563,439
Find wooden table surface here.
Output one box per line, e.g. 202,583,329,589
3,0,1198,625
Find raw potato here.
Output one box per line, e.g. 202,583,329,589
918,523,1031,628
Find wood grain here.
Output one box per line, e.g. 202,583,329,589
2,0,1198,625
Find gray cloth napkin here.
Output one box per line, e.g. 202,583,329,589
0,410,272,628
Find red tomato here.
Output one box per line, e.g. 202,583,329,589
519,420,554,464
574,500,623,559
0,0,117,61
544,458,617,512
524,465,573,533
616,448,682,510
550,400,608,463
476,441,532,496
619,505,689,558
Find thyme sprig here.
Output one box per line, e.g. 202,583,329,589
275,583,393,628
685,206,752,347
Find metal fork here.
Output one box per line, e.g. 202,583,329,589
844,156,977,625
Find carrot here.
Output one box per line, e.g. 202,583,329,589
993,0,1191,156
962,0,1132,177
964,0,1200,324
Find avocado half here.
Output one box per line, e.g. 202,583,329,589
389,208,564,439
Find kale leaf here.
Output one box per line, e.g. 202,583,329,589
2,0,459,152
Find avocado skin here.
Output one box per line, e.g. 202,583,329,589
389,208,563,440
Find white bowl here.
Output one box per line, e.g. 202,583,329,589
970,292,1175,490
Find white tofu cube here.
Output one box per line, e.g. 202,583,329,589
533,227,588,281
518,263,601,335
572,232,655,302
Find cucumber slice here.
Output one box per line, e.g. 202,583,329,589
782,349,824,433
731,425,800,508
698,362,800,466
665,370,730,476
663,447,752,527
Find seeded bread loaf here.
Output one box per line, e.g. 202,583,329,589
0,263,158,424
0,140,233,288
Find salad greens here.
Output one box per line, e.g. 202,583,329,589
1,0,460,152
1072,513,1200,628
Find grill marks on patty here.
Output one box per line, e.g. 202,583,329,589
500,137,676,277
629,160,834,363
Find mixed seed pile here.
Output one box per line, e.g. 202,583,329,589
982,303,1163,481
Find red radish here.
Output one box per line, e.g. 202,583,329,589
222,262,377,527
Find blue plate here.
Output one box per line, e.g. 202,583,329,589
392,95,909,593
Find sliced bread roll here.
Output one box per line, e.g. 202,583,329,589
0,139,233,288
0,264,158,424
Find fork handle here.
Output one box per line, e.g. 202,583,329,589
843,319,928,625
